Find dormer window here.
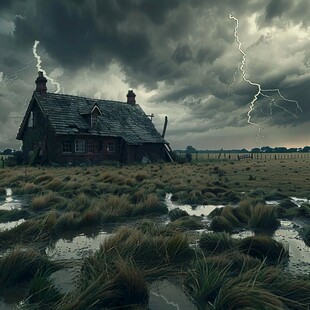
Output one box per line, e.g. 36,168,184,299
90,105,102,128
91,114,98,127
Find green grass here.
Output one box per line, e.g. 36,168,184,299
184,257,232,305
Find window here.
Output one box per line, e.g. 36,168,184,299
91,115,98,128
62,140,72,153
86,140,93,153
75,140,85,153
28,111,34,127
107,142,115,153
91,106,101,128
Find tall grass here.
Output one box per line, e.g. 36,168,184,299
213,282,285,309
184,258,232,305
209,201,280,233
169,216,204,231
100,226,193,267
31,191,65,211
249,204,280,231
0,247,55,287
199,232,239,254
131,194,168,216
56,260,149,309
213,265,310,310
24,270,63,309
0,209,28,222
239,235,289,263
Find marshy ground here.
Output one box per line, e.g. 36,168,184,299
0,156,309,309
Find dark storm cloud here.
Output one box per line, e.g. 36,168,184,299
172,44,193,64
261,0,310,27
264,0,292,21
0,0,309,149
12,0,185,70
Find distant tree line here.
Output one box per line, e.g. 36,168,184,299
179,145,310,154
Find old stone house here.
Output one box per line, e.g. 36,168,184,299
17,72,172,165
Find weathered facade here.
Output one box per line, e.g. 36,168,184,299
17,72,171,165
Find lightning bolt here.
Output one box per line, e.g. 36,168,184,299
32,40,61,93
228,14,302,137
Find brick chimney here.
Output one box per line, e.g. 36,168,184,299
126,89,136,105
35,71,47,95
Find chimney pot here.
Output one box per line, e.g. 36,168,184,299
126,89,136,105
35,71,47,95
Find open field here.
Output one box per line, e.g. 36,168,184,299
0,158,309,309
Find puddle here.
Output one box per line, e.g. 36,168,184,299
165,193,225,217
50,266,80,294
290,197,310,207
149,279,196,310
274,220,310,275
232,220,310,275
0,219,25,232
266,196,309,207
46,230,111,261
0,188,28,211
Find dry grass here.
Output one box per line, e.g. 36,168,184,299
31,191,65,211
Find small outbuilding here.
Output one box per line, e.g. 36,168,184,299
17,72,172,165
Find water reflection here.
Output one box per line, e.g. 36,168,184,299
46,231,111,261
0,219,25,232
165,193,225,217
149,280,196,310
0,188,25,211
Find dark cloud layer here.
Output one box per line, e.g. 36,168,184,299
0,0,309,149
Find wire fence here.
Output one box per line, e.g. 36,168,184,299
187,152,310,161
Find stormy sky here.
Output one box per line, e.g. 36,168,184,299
0,0,309,150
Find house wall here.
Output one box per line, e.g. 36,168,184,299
123,143,167,163
50,136,122,165
21,103,50,163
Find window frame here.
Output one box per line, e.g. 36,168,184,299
75,140,85,153
62,140,72,153
107,142,115,153
28,111,34,127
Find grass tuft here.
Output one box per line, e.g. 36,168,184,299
0,247,55,287
199,232,238,254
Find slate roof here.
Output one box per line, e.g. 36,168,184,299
17,92,167,145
